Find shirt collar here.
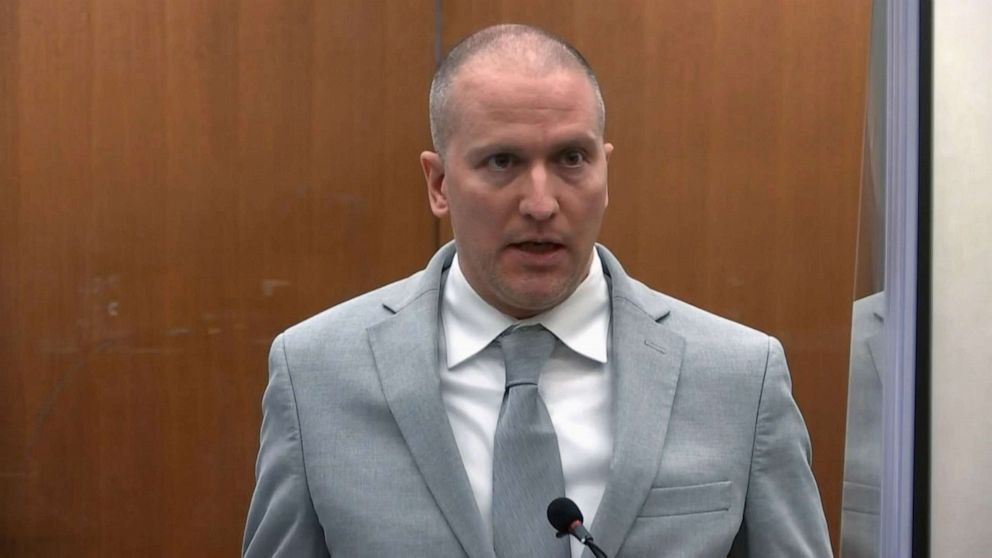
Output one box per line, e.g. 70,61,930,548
441,250,610,368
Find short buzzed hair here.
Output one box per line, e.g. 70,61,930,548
428,24,606,156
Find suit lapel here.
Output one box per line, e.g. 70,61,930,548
867,293,886,387
586,247,685,557
368,245,495,558
368,244,685,557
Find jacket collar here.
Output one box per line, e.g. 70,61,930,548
373,243,685,558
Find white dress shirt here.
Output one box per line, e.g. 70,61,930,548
439,251,613,558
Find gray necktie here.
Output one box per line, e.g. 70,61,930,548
492,325,570,558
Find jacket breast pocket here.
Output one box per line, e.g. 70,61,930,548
638,480,732,517
842,480,881,515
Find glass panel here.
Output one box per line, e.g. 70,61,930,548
840,0,887,555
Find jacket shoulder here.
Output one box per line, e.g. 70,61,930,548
627,277,773,349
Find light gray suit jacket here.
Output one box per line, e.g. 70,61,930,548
840,292,885,558
243,244,832,557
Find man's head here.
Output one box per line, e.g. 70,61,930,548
421,24,613,319
428,25,606,158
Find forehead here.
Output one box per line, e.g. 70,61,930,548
447,61,599,143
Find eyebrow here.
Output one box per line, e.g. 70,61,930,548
550,135,598,152
463,133,599,162
464,143,522,162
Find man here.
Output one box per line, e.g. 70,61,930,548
840,292,885,558
244,24,832,557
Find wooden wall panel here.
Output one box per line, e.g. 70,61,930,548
2,1,871,555
441,2,871,551
0,0,24,550
0,1,435,555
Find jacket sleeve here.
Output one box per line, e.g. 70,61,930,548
729,337,833,557
243,334,330,557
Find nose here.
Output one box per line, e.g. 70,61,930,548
518,164,558,221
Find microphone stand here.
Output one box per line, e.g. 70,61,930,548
556,529,609,558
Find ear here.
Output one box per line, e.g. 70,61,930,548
421,151,449,217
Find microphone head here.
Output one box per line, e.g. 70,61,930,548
547,497,583,534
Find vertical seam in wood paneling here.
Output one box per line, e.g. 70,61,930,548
432,0,442,250
433,0,443,68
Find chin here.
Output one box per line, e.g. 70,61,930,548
500,286,571,316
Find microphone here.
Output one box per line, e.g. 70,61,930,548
547,497,609,558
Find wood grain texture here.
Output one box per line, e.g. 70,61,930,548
441,2,871,552
1,1,871,555
0,1,435,555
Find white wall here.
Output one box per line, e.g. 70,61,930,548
931,2,992,556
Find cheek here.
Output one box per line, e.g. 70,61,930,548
449,198,505,250
564,191,608,228
453,190,512,227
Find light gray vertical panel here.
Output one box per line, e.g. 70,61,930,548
880,0,918,556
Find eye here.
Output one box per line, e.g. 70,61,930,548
559,149,586,168
485,153,516,171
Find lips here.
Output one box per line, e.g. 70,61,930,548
506,241,566,267
513,241,562,253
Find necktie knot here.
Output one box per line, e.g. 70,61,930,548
498,325,556,388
